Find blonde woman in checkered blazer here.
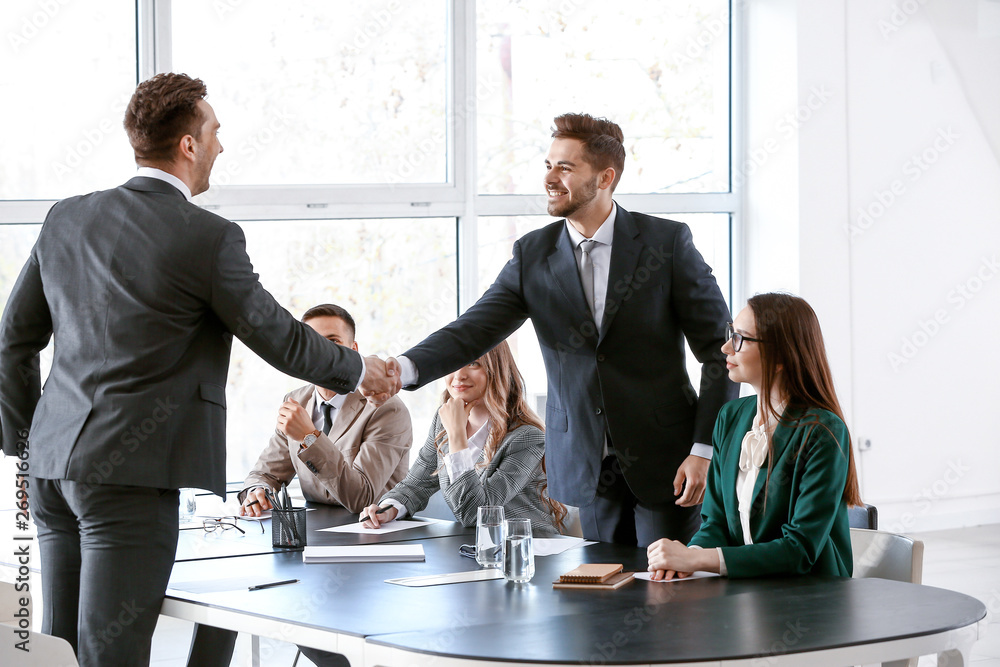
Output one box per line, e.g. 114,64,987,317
361,340,565,536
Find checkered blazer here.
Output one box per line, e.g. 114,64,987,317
381,414,559,537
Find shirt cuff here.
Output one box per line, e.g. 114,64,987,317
443,447,478,480
716,547,728,576
354,352,366,393
690,442,713,460
382,498,408,520
397,355,418,388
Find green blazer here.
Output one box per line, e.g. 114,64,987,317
688,396,853,578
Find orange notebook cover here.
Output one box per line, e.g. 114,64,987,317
557,563,623,584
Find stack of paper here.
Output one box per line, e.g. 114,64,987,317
302,544,425,564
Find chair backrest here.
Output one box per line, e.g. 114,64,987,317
0,581,30,625
0,624,78,667
850,528,924,584
848,503,878,530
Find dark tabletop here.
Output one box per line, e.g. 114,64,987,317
167,533,987,663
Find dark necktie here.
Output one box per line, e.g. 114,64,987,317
579,239,598,320
321,402,334,435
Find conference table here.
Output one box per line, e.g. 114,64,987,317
162,502,988,667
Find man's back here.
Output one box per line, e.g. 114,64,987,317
1,176,363,494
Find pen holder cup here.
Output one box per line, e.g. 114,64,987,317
271,508,307,550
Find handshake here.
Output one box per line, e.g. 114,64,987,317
359,356,404,407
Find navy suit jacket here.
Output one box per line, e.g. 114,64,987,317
0,177,363,495
403,205,738,506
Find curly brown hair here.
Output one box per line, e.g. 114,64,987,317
123,73,208,164
551,113,626,191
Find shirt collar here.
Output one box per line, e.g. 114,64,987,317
468,420,490,451
313,387,349,411
136,167,193,201
564,201,617,248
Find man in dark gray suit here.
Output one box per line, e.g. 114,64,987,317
0,73,399,666
397,113,738,548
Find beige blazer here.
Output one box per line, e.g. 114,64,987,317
242,385,411,512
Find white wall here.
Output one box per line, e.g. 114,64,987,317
743,0,1000,532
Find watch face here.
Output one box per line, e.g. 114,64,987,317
303,434,317,447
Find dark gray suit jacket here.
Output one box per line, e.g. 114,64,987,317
403,206,738,507
0,177,363,495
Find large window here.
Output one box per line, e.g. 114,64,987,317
477,0,730,195
0,1,136,200
0,1,740,483
171,0,449,187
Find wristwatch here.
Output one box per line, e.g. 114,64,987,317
301,429,322,449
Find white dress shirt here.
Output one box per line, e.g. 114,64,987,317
136,167,192,201
310,389,349,434
563,203,616,329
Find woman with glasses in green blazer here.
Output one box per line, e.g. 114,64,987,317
647,292,862,580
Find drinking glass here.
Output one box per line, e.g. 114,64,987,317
503,518,534,583
178,488,197,523
476,506,505,568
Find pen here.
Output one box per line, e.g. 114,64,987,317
359,506,393,523
248,579,299,591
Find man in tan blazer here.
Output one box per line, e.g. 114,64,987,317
239,303,412,515
189,303,412,667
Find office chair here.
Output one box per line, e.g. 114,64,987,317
848,503,878,530
0,623,78,666
0,580,29,625
850,528,925,667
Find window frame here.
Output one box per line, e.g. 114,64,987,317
0,0,743,311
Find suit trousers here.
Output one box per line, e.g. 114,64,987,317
578,454,702,547
31,478,179,667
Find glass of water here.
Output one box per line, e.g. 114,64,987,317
503,518,534,583
178,488,197,523
476,506,505,568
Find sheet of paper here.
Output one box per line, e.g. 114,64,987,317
533,537,595,556
320,518,442,534
633,571,719,583
385,569,504,587
168,576,275,594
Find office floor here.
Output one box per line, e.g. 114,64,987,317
148,524,1000,666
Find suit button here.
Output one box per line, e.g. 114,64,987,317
597,354,605,362
595,408,603,415
307,462,318,473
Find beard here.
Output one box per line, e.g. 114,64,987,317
546,177,599,218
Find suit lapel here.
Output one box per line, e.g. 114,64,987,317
749,408,794,524
723,402,755,543
325,391,364,444
600,207,643,341
545,224,594,325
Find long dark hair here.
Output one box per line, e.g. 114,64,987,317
435,340,567,528
748,293,862,506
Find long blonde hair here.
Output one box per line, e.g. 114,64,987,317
434,340,566,528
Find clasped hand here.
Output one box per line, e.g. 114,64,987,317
360,356,402,407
